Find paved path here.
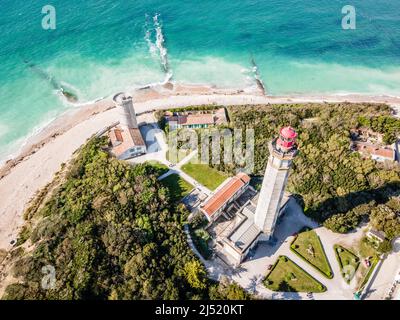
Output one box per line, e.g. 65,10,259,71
199,199,368,300
365,238,400,300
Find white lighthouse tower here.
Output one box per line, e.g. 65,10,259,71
113,93,138,129
254,126,298,240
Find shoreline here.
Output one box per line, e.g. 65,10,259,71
0,82,399,251
2,83,399,180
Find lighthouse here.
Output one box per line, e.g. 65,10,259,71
113,93,138,129
254,126,299,240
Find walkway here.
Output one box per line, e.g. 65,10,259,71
196,199,368,300
365,238,400,300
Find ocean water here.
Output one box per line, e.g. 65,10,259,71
0,0,399,162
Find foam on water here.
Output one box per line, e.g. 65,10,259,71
144,13,172,79
0,0,399,164
172,55,251,88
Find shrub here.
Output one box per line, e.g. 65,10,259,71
280,256,288,262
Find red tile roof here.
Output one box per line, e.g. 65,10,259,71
166,108,227,127
129,128,146,146
168,114,215,126
202,173,250,218
353,142,395,160
109,126,146,157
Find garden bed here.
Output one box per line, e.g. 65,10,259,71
290,228,333,279
263,255,326,293
334,245,360,284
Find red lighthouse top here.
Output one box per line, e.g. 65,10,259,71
277,126,297,150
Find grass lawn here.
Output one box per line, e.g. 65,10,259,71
264,256,326,293
181,163,228,191
166,149,191,164
358,256,379,291
357,237,378,258
146,161,169,177
160,174,193,203
290,228,333,279
354,237,380,290
334,245,360,284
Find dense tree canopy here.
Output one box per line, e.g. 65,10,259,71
3,137,248,300
221,103,400,237
358,115,400,144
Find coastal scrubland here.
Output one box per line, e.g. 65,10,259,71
210,103,400,239
1,137,249,300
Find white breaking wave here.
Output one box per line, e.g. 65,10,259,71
145,13,172,79
144,29,158,59
153,14,169,74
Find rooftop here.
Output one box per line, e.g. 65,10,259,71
280,126,297,140
113,92,132,105
169,114,215,126
223,192,291,254
228,203,261,252
201,172,250,219
166,108,227,127
109,126,146,157
367,228,386,240
352,141,395,160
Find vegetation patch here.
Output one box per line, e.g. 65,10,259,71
166,149,192,164
160,174,194,204
290,228,333,279
1,137,211,300
357,237,379,259
263,256,326,293
221,103,400,235
357,115,400,144
181,163,228,191
189,215,212,260
146,161,169,177
358,256,380,291
334,245,360,284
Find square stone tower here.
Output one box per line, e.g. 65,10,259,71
254,126,298,239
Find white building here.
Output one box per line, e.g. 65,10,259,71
204,127,299,266
109,93,147,160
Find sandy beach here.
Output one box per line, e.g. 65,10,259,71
0,82,400,251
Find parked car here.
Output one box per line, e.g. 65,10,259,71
364,259,371,268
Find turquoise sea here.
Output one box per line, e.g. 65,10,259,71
0,0,399,163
